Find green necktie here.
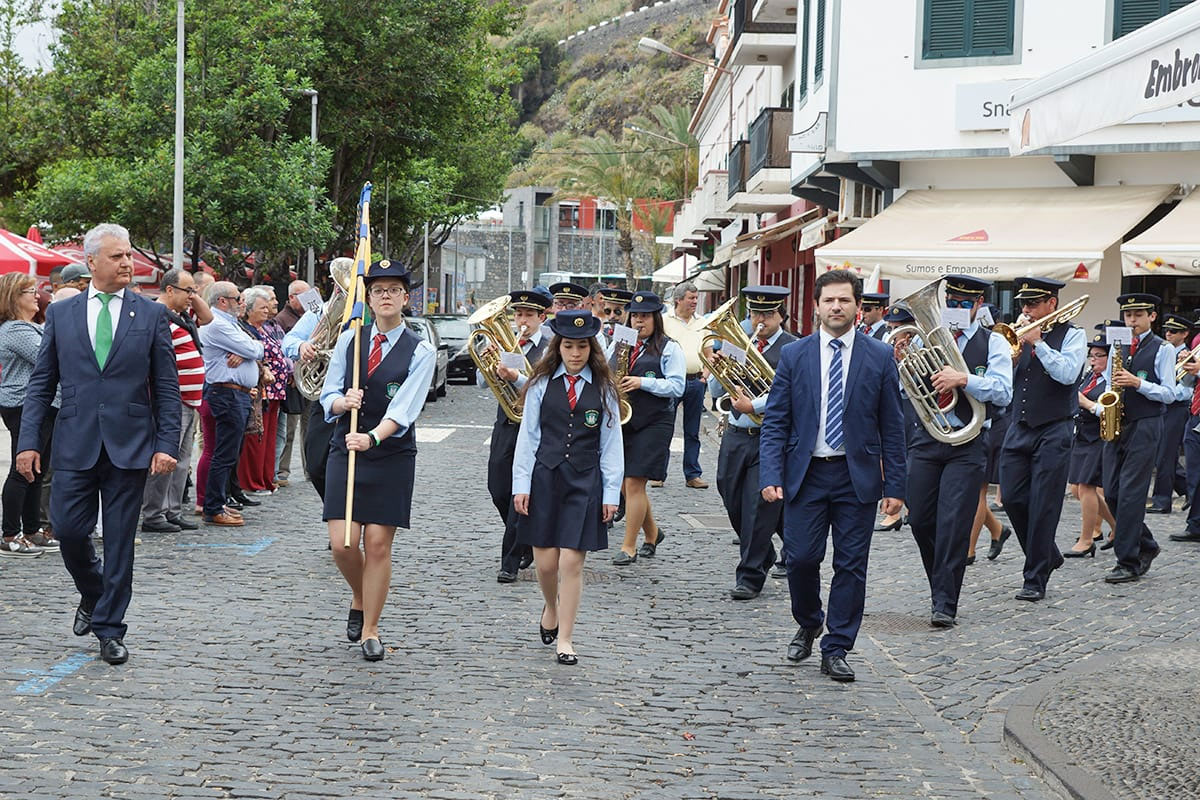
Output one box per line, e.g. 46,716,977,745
95,292,114,369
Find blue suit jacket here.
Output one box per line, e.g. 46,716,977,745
19,291,181,471
759,330,907,504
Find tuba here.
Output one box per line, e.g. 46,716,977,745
468,295,530,424
1097,343,1123,441
294,257,353,400
992,296,1089,360
700,296,775,426
884,278,986,445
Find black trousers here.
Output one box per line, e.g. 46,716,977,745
1,405,56,537
488,418,530,573
53,446,147,640
1102,415,1162,573
1150,401,1189,507
716,427,782,591
906,431,986,618
303,399,336,501
999,418,1071,594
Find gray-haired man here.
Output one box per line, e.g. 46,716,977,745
663,282,709,489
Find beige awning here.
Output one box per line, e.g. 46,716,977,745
1122,191,1200,275
652,253,700,284
733,207,822,253
815,184,1175,284
694,266,726,292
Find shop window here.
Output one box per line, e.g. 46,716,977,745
558,205,580,229
1113,0,1195,39
922,0,1015,59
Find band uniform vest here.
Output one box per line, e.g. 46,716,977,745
1121,333,1165,422
623,337,672,432
1013,323,1079,427
731,330,797,424
1075,372,1106,443
332,325,419,459
496,336,549,426
534,376,603,473
955,326,996,426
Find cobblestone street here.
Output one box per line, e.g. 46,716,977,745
2,381,1198,799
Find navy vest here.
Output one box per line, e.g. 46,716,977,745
955,326,995,426
732,329,796,423
622,337,672,431
332,326,419,460
1013,323,1079,427
1075,371,1106,443
534,375,603,473
1122,333,1165,422
496,335,549,426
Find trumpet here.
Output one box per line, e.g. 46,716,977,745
992,296,1089,359
1176,344,1200,381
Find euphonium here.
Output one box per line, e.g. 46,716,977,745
1097,343,1123,441
700,296,775,426
884,278,986,445
468,295,530,424
612,339,634,425
992,296,1089,360
294,257,354,400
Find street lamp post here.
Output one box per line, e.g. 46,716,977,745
298,88,319,285
172,0,184,272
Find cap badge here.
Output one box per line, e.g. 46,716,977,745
379,259,390,268
574,317,584,327
634,295,643,302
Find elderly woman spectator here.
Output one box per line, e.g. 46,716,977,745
237,286,293,493
0,273,60,556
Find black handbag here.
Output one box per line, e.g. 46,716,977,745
283,379,306,415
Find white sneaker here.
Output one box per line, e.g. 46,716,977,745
0,534,45,557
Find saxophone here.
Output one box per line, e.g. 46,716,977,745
612,340,633,425
1097,344,1123,441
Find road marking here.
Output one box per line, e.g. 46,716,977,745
670,437,684,453
179,536,275,556
416,427,455,443
13,652,93,695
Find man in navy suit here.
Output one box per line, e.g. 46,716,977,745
17,223,180,665
760,269,906,683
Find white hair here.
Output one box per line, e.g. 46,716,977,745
673,282,698,302
82,223,131,256
242,285,274,312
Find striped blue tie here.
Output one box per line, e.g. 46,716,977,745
825,339,844,450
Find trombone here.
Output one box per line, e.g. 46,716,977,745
992,296,1089,359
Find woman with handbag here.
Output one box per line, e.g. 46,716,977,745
237,286,293,493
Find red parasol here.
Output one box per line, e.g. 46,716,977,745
25,226,43,244
0,228,73,277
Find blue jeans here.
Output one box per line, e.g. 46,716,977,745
202,385,251,517
664,377,705,480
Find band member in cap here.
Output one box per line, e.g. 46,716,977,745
997,277,1085,600
596,287,632,346
1171,352,1200,544
1146,313,1192,514
1065,335,1116,556
1099,293,1175,584
859,293,889,339
489,290,552,583
611,291,685,565
905,275,1011,627
664,281,710,489
543,282,589,338
760,269,906,683
321,260,436,661
707,285,795,600
513,310,623,665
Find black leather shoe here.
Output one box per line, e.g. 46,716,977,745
729,584,760,600
1137,547,1160,576
820,654,855,682
786,626,821,662
1099,536,1116,551
1104,565,1139,584
224,498,244,511
518,552,534,570
496,570,517,583
141,519,181,533
361,637,385,661
167,515,199,531
930,611,956,627
1014,587,1045,601
1145,504,1171,514
965,554,976,566
770,564,789,579
99,638,128,665
1169,531,1200,542
639,531,665,557
874,518,902,532
612,551,637,566
347,609,363,642
73,603,93,637
539,606,558,645
556,651,578,666
231,494,261,507
987,526,1013,561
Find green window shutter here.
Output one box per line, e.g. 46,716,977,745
815,0,826,82
969,0,1014,55
924,0,968,58
1114,0,1169,38
1168,0,1196,13
800,0,809,99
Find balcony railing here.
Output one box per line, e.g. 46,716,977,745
727,140,748,199
730,0,795,44
748,107,792,177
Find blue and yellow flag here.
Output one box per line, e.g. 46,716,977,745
342,182,373,329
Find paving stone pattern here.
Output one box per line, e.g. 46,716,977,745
2,383,1198,798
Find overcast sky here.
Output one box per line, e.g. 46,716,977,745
14,14,56,70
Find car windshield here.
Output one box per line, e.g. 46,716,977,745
406,318,432,341
431,318,470,339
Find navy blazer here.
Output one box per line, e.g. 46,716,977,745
19,291,181,471
759,330,907,504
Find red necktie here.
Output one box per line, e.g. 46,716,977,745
518,338,530,348
1082,373,1099,394
629,341,644,369
756,338,767,354
1129,336,1139,358
366,332,387,377
566,375,579,410
1190,383,1200,417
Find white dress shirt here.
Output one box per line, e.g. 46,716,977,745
87,286,126,347
813,327,855,457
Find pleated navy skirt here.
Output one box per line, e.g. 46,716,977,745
622,419,673,480
517,461,607,551
323,446,416,528
1068,438,1103,487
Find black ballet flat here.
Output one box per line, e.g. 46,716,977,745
539,606,558,645
1099,537,1116,551
874,518,902,532
556,652,578,666
1063,542,1096,559
361,637,385,662
347,608,364,642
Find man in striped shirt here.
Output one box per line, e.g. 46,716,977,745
141,268,213,532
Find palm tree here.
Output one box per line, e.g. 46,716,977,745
630,104,700,205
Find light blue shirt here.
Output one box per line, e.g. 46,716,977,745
605,338,687,399
476,326,544,391
319,322,436,438
708,327,785,428
1171,342,1191,403
511,364,625,506
281,308,321,360
1097,329,1178,411
1031,326,1087,386
866,319,886,338
200,308,264,388
934,320,1012,431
